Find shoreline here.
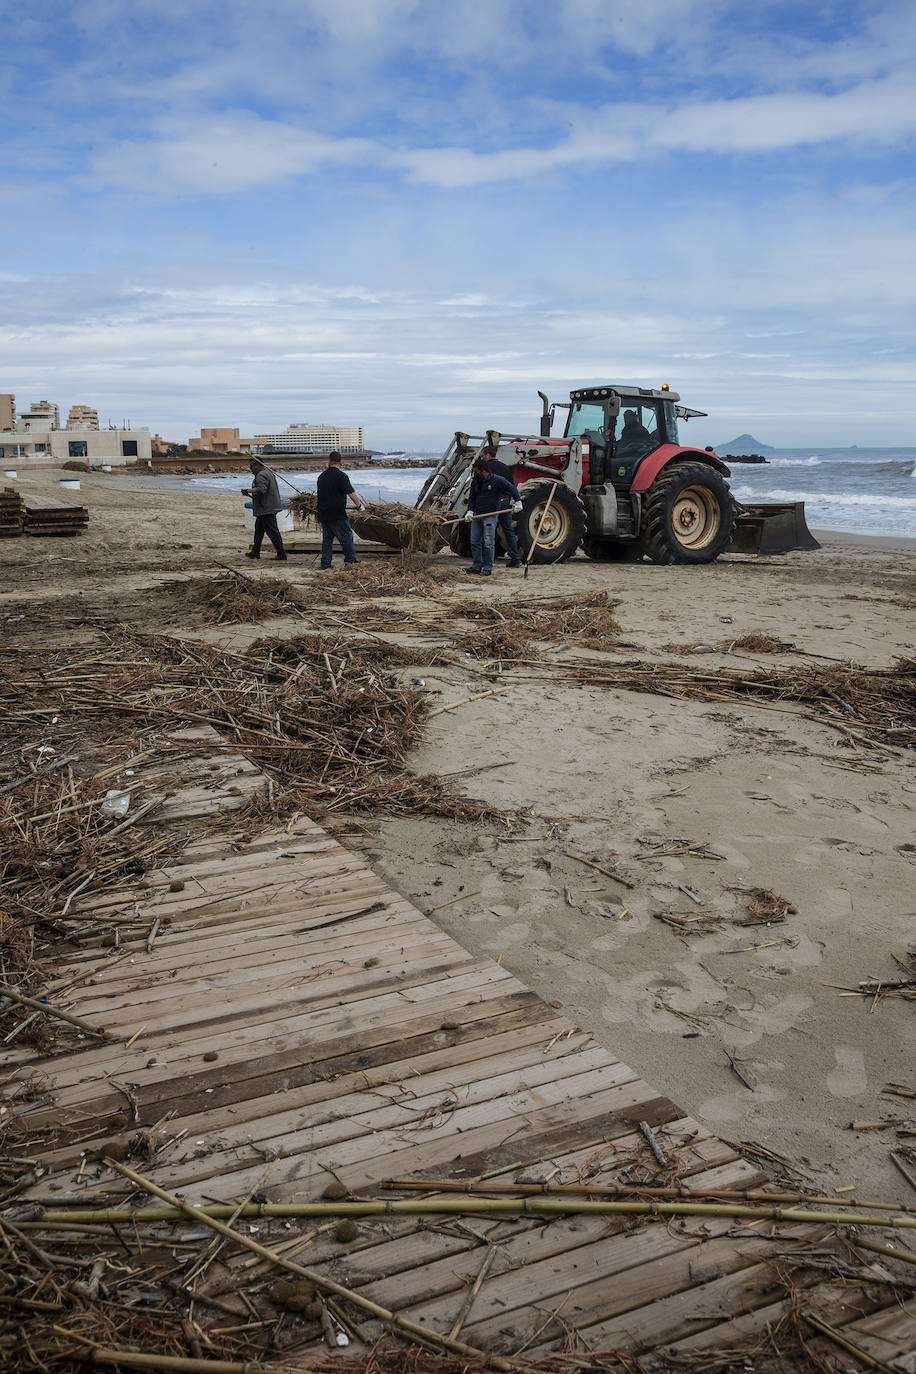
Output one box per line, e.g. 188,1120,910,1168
4,464,913,549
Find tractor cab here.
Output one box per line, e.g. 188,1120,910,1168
560,385,700,488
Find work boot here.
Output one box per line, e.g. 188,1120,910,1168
480,568,492,576
274,554,288,561
245,551,260,559
505,559,521,568
464,566,482,574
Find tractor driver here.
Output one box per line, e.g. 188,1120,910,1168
615,409,654,461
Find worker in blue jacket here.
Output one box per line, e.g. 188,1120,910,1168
483,445,523,567
464,456,521,576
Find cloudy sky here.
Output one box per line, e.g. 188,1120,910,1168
2,0,915,448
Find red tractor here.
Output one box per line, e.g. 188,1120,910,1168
414,383,818,564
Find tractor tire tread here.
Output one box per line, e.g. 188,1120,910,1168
640,462,736,566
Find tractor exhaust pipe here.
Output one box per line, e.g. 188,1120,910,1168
538,391,552,438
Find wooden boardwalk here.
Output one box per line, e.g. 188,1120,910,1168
8,751,916,1369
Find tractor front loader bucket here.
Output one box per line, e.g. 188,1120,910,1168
727,502,821,556
349,504,447,555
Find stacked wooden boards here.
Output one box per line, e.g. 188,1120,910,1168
23,499,89,536
0,485,25,536
10,757,916,1368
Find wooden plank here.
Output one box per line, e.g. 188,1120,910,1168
92,1058,645,1197
22,961,521,1088
71,910,452,987
215,1082,677,1206
72,935,470,1023
20,992,552,1129
527,1233,827,1355
18,789,913,1364
37,1034,605,1172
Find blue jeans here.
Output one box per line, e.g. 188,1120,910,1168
496,509,520,561
320,518,356,567
470,514,498,571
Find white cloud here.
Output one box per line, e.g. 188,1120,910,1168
91,112,375,194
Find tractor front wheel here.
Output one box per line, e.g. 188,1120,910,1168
640,463,736,565
517,483,585,564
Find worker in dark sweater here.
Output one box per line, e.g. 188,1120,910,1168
316,451,363,568
464,456,520,575
243,458,287,560
483,444,522,567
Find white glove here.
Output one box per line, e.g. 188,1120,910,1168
464,511,474,522
513,500,523,513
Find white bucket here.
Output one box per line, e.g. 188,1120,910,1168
101,464,112,473
3,468,17,479
60,478,81,490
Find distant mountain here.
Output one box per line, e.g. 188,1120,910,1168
715,433,776,455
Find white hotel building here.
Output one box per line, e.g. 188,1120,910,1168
253,423,364,454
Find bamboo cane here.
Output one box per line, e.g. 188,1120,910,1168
103,1160,516,1372
855,1236,916,1267
385,1176,915,1214
804,1313,899,1374
0,982,110,1038
38,1192,916,1231
53,1340,304,1374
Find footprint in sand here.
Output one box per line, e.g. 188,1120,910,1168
826,1046,868,1098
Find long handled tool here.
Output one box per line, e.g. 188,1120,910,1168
252,460,306,498
439,507,513,525
523,481,557,580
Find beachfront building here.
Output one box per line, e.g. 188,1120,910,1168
21,400,61,430
67,404,100,430
0,394,15,430
186,426,256,454
252,423,364,454
0,425,152,467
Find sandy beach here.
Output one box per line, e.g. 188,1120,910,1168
3,465,914,1203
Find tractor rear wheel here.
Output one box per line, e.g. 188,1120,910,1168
582,535,643,563
517,483,585,564
640,463,736,565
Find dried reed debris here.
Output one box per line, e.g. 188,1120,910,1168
288,492,445,555
0,627,503,1003
565,655,915,749
454,592,622,652
167,572,302,625
661,631,797,654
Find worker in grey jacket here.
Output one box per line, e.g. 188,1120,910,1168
242,458,287,560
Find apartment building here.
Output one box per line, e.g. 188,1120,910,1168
21,399,61,429
0,394,15,430
252,423,364,453
67,404,100,430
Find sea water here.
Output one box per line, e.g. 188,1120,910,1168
727,448,915,539
178,447,915,539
